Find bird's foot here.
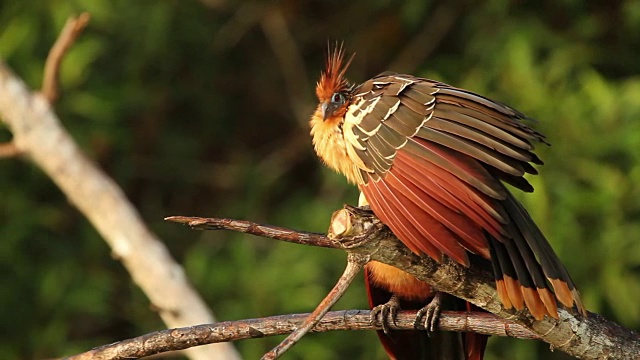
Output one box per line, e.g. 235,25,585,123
414,291,444,335
371,295,400,335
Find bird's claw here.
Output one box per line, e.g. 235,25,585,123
414,292,444,335
371,295,400,335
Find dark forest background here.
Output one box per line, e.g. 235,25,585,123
1,1,640,359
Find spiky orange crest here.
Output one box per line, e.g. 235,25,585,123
316,44,354,101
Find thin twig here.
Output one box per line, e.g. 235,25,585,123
165,216,336,248
0,141,20,158
261,6,312,124
198,0,227,10
41,12,91,103
211,3,266,50
262,253,368,360
387,3,460,73
65,310,537,360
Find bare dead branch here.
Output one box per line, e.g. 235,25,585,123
388,3,460,73
198,0,227,10
332,206,640,359
165,215,335,248
167,206,640,359
261,7,313,124
66,310,538,360
0,57,239,360
41,13,91,103
0,141,21,158
262,253,368,359
211,3,265,50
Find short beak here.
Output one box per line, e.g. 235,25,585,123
321,102,330,120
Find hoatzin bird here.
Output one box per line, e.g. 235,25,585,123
309,46,586,359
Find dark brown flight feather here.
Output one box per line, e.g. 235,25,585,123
311,46,586,360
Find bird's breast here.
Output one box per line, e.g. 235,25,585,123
310,115,364,184
366,261,432,302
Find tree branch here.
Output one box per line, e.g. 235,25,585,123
262,253,367,360
41,13,91,102
387,3,460,73
165,215,335,247
66,310,538,360
0,22,239,360
331,206,640,359
0,141,21,158
260,6,312,124
168,206,640,359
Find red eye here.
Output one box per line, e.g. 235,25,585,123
331,93,344,104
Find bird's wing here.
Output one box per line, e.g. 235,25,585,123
342,74,583,319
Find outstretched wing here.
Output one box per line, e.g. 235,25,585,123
343,73,583,319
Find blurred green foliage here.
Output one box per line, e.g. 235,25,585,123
1,1,639,359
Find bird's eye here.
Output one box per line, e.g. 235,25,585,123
331,93,345,104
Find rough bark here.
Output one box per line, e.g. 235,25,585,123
66,310,538,360
331,206,640,360
169,208,640,360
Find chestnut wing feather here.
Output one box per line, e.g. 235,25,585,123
342,74,583,318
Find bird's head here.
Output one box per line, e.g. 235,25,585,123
309,44,361,182
312,44,354,127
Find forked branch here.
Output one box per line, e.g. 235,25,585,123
166,206,640,360
41,12,91,102
261,254,366,360
66,310,537,360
